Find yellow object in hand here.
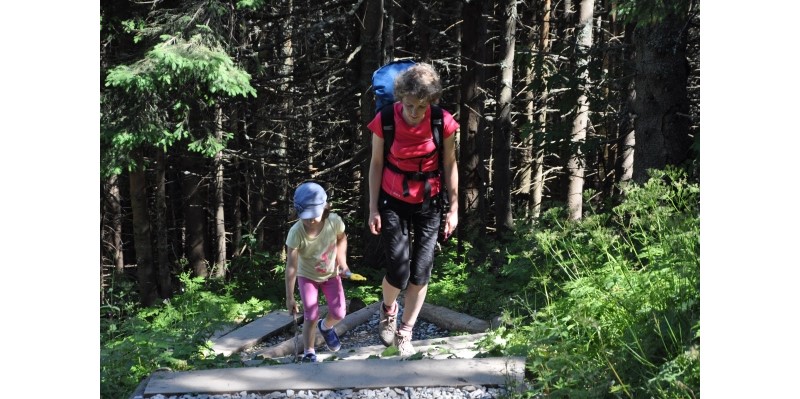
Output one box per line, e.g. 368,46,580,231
344,271,367,281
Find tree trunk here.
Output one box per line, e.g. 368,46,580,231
631,13,691,184
566,0,594,221
381,0,393,63
360,0,384,269
519,3,536,219
617,24,637,190
153,149,173,297
129,165,158,306
101,174,124,304
269,0,293,253
412,4,431,61
182,158,208,278
458,0,488,238
418,303,490,333
213,105,227,280
103,175,124,275
230,107,243,259
492,0,517,236
531,0,552,220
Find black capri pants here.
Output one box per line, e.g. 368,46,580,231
378,189,442,290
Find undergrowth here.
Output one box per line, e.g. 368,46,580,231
100,273,275,399
101,167,698,399
477,167,700,398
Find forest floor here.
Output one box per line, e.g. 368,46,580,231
129,302,527,398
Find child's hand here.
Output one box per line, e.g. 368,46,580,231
286,297,299,315
342,270,367,281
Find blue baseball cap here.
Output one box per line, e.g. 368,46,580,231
293,182,327,219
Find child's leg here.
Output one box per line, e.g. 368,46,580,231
297,277,321,353
319,275,346,329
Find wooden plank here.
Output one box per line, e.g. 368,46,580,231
210,311,295,356
254,302,379,360
144,357,526,396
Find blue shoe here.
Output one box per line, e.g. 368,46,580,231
317,319,341,351
302,353,317,363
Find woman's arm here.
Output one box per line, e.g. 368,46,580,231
368,134,385,235
442,132,459,238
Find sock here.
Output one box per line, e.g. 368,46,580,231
319,319,330,331
305,348,316,355
398,322,413,337
382,302,397,315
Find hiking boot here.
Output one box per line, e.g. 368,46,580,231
317,319,341,351
378,303,398,347
395,330,415,357
302,353,317,363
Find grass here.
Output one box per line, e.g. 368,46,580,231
100,167,699,399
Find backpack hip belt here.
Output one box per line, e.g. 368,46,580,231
384,160,441,200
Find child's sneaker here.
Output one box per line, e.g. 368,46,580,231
302,353,317,363
317,319,341,351
378,303,397,347
394,330,414,356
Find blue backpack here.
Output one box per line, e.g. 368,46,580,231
371,59,447,210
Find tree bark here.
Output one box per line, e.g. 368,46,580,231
153,149,173,297
129,165,158,306
631,13,691,184
566,0,594,221
519,4,536,219
458,0,489,237
418,303,490,333
182,157,208,278
531,0,552,219
103,174,125,275
492,0,517,236
360,0,384,269
213,105,227,279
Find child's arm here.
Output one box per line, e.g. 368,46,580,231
285,245,299,314
335,232,349,276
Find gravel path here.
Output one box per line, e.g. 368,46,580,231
134,305,515,399
239,303,452,361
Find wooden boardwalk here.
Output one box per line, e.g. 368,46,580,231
130,306,524,398
144,357,526,396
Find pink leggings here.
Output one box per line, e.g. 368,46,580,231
297,275,346,322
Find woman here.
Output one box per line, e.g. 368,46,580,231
366,62,459,356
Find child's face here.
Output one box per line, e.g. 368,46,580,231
301,215,323,228
401,95,430,126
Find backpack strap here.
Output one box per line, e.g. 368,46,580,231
380,103,448,208
380,104,396,159
430,105,449,210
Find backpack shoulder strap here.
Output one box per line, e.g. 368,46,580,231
429,104,449,208
430,104,443,154
380,104,395,158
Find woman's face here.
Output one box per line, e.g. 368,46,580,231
400,96,430,126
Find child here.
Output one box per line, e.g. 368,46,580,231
285,182,350,362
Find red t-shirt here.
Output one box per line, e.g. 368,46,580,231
367,102,460,204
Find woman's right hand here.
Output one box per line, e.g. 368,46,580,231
368,211,381,235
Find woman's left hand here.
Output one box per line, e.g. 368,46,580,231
443,209,458,239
